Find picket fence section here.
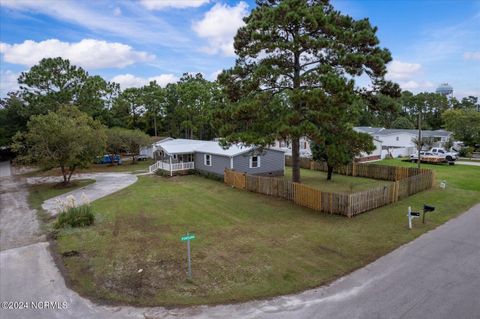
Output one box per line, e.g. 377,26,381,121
224,159,434,217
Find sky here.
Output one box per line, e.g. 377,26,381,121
0,0,479,98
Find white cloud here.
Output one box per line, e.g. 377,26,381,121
111,73,179,89
209,69,223,81
0,0,187,46
0,70,20,96
399,80,434,91
386,61,422,80
192,2,248,56
0,39,155,69
463,51,480,61
139,0,209,10
113,6,122,16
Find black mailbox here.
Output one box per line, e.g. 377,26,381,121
411,211,421,217
423,204,435,212
422,204,436,223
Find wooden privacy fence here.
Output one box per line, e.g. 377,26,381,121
224,163,434,217
286,155,432,182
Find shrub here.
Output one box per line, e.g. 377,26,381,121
193,170,223,182
55,205,95,229
459,146,473,158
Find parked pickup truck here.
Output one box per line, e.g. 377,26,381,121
410,148,457,165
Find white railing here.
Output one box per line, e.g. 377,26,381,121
149,161,194,173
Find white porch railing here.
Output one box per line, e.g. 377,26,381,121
149,161,194,174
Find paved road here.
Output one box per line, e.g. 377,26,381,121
456,161,480,167
1,164,479,319
0,161,12,178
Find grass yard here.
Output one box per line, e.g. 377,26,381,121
28,179,96,211
284,167,392,192
51,161,480,307
22,160,155,177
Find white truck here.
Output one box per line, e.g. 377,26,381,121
410,148,457,165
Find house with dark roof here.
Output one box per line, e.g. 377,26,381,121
145,138,285,177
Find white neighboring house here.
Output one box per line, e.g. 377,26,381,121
140,137,174,159
354,127,453,158
357,138,383,162
272,137,312,158
272,135,383,162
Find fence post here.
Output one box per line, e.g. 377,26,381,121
347,194,353,217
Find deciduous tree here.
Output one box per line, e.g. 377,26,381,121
12,107,106,184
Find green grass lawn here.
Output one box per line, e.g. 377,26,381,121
51,161,480,307
28,179,96,211
22,160,155,177
284,167,392,192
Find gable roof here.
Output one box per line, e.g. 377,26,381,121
156,139,260,157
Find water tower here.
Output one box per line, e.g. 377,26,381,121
436,83,453,97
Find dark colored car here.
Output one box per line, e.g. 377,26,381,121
96,154,122,165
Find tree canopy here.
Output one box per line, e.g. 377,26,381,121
12,106,106,184
218,0,396,182
442,108,480,147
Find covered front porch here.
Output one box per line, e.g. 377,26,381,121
149,151,195,175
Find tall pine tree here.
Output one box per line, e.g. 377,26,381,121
219,0,394,182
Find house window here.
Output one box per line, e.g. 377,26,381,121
396,137,399,141
204,154,212,166
250,155,261,168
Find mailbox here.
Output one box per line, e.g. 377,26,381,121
422,204,436,223
423,205,435,212
410,211,421,217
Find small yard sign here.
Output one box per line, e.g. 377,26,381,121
181,234,196,241
181,232,195,280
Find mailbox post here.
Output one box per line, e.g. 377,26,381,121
407,206,420,229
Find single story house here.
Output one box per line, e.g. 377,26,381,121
145,138,285,177
272,135,383,162
271,137,312,158
356,138,383,162
354,127,453,158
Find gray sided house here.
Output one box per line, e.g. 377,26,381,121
148,139,285,177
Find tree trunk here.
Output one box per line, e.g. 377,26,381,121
60,165,68,185
290,50,302,183
67,167,76,183
327,165,333,181
153,114,158,137
291,137,301,183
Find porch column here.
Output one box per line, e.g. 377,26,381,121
169,156,173,177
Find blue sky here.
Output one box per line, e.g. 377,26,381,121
1,0,479,98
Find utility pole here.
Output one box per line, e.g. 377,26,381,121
417,108,422,169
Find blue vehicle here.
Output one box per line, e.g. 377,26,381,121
96,154,122,165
